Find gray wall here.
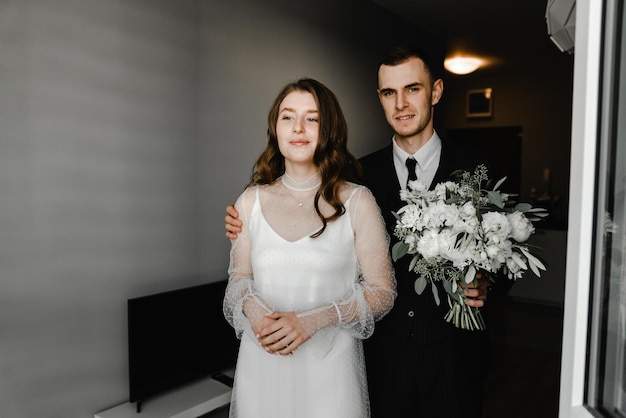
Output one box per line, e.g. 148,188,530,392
0,0,435,416
1,1,203,416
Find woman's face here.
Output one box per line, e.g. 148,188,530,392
275,90,319,171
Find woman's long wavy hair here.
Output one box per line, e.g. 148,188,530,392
249,78,362,238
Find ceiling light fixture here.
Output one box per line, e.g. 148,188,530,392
444,56,484,75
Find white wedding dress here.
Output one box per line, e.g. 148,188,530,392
224,174,396,418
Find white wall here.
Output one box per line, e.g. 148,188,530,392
0,0,436,416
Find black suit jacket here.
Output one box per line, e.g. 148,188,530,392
359,138,497,417
359,140,495,346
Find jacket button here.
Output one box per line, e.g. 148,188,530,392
408,311,414,317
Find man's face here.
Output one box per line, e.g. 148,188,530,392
377,57,443,143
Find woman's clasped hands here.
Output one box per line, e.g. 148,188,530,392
254,312,311,356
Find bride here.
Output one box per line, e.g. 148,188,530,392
223,78,396,418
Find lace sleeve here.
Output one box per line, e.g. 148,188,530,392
296,186,396,339
223,188,273,340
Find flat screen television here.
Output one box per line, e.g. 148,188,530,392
128,279,239,413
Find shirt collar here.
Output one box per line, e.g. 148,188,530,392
392,131,442,171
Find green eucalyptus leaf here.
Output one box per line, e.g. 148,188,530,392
431,282,440,306
527,258,541,276
520,247,546,276
443,280,462,304
487,190,504,208
414,276,428,295
442,279,454,296
514,202,532,213
408,254,418,271
450,169,465,179
493,176,507,191
392,241,408,261
511,252,527,269
465,264,476,284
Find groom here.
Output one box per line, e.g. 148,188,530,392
358,45,494,418
225,45,494,417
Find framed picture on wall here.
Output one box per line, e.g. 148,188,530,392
466,88,493,118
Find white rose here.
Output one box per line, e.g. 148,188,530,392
407,179,428,195
459,201,476,217
438,230,474,266
398,205,425,231
506,211,535,242
481,212,511,243
432,182,447,198
456,202,479,234
403,233,419,253
429,201,459,229
417,229,441,259
485,245,500,258
433,181,458,200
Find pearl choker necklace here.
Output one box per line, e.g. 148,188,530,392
281,172,321,192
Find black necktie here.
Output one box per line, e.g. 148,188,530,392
406,157,418,187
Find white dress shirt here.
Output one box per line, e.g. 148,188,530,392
392,131,442,190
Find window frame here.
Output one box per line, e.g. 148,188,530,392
559,0,605,416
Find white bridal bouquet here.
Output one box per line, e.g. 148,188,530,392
392,165,548,331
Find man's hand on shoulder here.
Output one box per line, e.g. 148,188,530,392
225,205,242,239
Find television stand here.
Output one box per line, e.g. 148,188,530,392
95,369,234,418
210,372,234,388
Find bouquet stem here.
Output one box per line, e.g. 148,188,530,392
444,302,486,331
